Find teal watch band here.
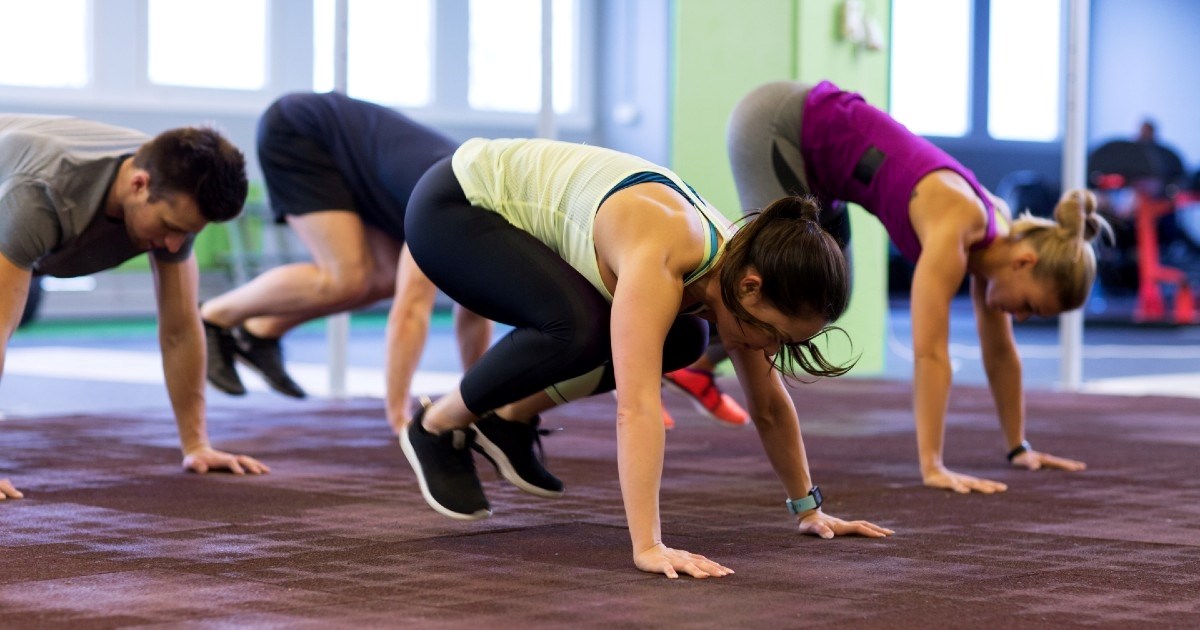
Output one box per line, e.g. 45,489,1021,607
785,486,823,515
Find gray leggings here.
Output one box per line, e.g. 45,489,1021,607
726,81,850,247
696,82,850,366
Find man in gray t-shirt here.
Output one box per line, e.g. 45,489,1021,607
0,115,268,501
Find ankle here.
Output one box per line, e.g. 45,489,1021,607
423,404,474,435
492,406,533,424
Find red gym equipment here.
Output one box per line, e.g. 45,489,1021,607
1088,140,1198,325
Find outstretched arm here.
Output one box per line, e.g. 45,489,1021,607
971,277,1085,472
384,245,441,433
0,251,32,386
728,345,893,539
0,252,32,500
151,255,268,475
909,230,1007,493
598,189,734,579
610,251,732,578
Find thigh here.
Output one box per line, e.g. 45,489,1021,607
364,225,402,287
406,159,609,332
727,81,813,213
661,315,710,371
285,210,372,276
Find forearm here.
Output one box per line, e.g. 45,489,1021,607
751,397,813,498
453,306,491,369
384,298,432,426
912,354,953,473
981,346,1026,449
160,326,209,454
615,404,666,554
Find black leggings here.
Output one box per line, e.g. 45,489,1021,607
405,157,708,416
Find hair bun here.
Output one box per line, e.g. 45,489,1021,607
1054,189,1111,244
761,195,821,224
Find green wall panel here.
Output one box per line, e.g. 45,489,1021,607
670,0,796,220
671,0,891,375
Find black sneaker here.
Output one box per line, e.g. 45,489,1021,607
204,321,246,396
400,405,491,521
233,327,306,398
472,413,564,498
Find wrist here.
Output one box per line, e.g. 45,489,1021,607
182,442,211,456
920,457,945,476
1006,440,1031,462
785,486,823,515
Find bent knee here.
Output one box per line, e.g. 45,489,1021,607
314,265,374,307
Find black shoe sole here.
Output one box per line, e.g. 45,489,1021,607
400,427,492,521
208,376,247,396
233,354,306,399
471,426,564,498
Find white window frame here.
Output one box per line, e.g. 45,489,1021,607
0,0,595,132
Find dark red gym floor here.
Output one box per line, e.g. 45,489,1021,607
2,378,1198,627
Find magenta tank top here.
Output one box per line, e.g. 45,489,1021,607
799,81,998,263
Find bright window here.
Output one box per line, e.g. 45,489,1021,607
0,0,89,88
147,0,267,90
988,0,1062,141
889,0,971,137
468,0,576,113
312,0,432,106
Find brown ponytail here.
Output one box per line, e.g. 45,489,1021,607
718,196,854,378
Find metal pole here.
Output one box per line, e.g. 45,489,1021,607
1059,0,1089,390
327,0,351,400
537,0,556,139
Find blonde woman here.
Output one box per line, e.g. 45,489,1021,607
699,80,1109,495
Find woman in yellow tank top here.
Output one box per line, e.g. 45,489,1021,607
396,138,893,579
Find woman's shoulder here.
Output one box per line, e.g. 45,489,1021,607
911,171,992,244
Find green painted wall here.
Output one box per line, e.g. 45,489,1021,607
671,0,890,375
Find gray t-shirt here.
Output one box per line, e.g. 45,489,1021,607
0,115,192,277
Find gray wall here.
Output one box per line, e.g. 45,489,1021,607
1089,0,1200,169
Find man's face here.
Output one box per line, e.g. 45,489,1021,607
125,192,206,253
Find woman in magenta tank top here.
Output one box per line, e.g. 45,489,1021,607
710,80,1111,495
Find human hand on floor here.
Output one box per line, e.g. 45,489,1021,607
0,478,24,500
798,509,894,539
1010,448,1086,472
922,466,1007,494
183,447,271,475
634,542,734,579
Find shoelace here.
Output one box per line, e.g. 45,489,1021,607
529,419,561,466
444,429,480,476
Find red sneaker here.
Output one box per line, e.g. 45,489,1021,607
662,408,676,430
663,368,750,427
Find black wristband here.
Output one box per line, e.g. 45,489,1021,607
1006,440,1031,462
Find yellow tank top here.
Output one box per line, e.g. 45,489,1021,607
451,137,731,302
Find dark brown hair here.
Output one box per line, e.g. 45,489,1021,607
134,126,248,222
718,196,854,378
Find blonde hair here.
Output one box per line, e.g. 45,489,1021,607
1009,189,1112,310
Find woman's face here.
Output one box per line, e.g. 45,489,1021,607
984,267,1061,322
712,276,827,357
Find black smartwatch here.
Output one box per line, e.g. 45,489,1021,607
785,486,823,514
1006,440,1032,462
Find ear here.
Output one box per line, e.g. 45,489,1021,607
738,269,764,300
1012,247,1039,271
129,169,151,197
